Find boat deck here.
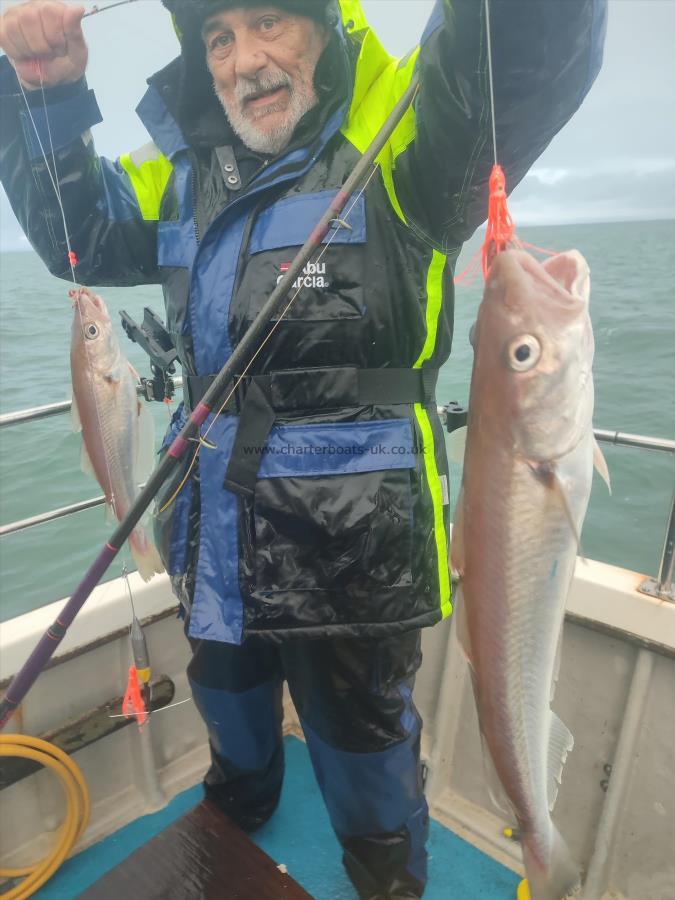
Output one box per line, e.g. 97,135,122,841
79,800,312,899
34,736,521,899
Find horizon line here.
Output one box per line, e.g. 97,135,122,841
1,216,673,255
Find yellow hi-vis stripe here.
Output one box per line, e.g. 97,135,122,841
338,1,452,619
413,253,452,619
119,151,173,222
414,251,446,368
414,402,452,619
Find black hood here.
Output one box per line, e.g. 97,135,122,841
153,0,350,149
162,0,333,32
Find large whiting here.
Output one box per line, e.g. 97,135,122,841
451,250,610,900
70,287,164,582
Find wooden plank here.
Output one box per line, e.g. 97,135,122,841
80,800,312,899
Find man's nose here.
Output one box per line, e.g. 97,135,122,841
233,33,267,81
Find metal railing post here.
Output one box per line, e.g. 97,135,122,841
639,491,675,603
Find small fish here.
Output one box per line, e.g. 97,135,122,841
452,250,609,900
70,287,164,581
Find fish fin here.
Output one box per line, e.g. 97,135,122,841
479,731,513,817
135,399,157,486
529,462,586,560
447,425,467,465
458,611,512,817
71,394,82,433
104,501,117,524
127,361,141,382
450,486,466,577
593,437,611,494
547,712,574,812
522,826,580,900
130,528,165,582
453,586,473,664
552,473,587,563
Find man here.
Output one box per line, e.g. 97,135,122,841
0,1,606,896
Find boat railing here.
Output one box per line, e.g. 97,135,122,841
0,389,673,602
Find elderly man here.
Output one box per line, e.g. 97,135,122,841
0,1,606,896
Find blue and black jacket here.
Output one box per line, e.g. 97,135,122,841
0,0,607,644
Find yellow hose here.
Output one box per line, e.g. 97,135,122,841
0,735,90,899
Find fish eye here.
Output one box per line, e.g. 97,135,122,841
84,323,99,340
506,334,541,372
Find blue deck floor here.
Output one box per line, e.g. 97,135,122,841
36,736,520,899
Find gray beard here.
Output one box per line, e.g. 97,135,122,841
215,76,319,156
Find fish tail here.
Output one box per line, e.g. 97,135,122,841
129,527,165,583
522,826,580,900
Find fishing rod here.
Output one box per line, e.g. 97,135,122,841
0,74,420,729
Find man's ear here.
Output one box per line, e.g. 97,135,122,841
318,22,331,51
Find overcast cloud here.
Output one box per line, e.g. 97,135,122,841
1,0,674,250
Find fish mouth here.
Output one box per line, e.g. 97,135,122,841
69,288,110,324
69,288,101,308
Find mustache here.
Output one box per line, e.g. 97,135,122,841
234,70,293,104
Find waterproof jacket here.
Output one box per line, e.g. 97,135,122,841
0,0,607,644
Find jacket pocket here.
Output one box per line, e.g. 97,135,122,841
250,419,415,594
240,190,367,323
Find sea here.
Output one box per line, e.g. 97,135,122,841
0,219,673,623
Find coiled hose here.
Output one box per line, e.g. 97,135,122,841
0,734,90,899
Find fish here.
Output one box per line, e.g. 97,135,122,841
451,250,610,900
70,287,164,582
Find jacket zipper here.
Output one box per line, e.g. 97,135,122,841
191,165,201,245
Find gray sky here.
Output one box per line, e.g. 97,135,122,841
1,0,674,250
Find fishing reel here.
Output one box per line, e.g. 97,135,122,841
120,308,178,403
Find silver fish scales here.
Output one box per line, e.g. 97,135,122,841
452,250,610,900
70,287,163,582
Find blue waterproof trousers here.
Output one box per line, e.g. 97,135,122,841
187,629,429,899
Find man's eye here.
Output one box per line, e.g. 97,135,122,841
210,33,232,51
259,16,279,33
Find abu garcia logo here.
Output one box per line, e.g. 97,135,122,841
277,261,329,290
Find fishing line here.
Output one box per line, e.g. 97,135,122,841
18,62,121,524
479,0,525,277
159,162,381,513
107,697,193,720
17,72,77,283
484,0,498,166
82,0,142,19
122,564,136,618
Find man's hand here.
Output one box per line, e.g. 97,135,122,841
0,0,87,90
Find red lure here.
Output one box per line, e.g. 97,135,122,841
122,666,148,728
481,164,516,278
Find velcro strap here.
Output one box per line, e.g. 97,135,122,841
186,367,438,413
223,379,275,497
357,368,438,406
